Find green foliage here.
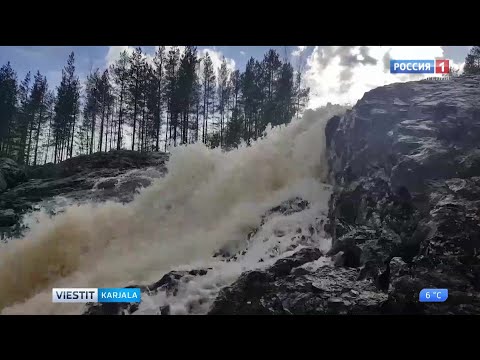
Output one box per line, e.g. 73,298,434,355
0,47,310,162
463,46,480,75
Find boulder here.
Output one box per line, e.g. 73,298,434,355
208,247,388,315
0,158,26,190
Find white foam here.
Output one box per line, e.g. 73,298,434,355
0,105,346,314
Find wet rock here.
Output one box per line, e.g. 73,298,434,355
83,302,139,315
333,251,345,267
267,247,322,278
0,209,17,227
0,157,26,189
267,197,310,217
159,305,170,315
188,269,208,276
0,173,6,193
96,178,117,190
324,75,480,314
83,268,209,315
208,249,389,315
0,150,168,239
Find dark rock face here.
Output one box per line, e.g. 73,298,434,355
0,158,26,191
324,75,480,314
209,247,388,315
0,150,168,240
208,75,480,315
83,269,210,315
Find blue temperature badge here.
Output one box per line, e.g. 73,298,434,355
419,289,448,303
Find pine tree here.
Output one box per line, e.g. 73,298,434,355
0,62,17,156
138,62,151,152
262,49,282,128
69,73,80,159
111,50,130,150
53,52,79,163
253,59,266,139
103,85,113,152
224,109,244,149
274,62,295,126
97,69,112,152
222,69,243,148
192,60,202,143
152,46,166,151
31,73,49,165
230,70,241,114
293,49,310,119
83,69,100,155
176,46,198,145
106,93,115,151
241,58,256,143
14,71,31,164
217,57,230,148
42,90,55,164
165,46,180,149
127,47,146,151
0,47,313,158
201,52,216,144
464,46,480,75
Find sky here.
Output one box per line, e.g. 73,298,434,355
0,46,472,109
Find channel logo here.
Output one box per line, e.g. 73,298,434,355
390,59,450,74
52,288,141,303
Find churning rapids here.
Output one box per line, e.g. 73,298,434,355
0,105,346,315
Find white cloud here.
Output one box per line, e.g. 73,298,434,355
304,46,465,108
199,48,236,80
292,46,307,57
105,46,135,67
240,51,246,56
105,46,157,68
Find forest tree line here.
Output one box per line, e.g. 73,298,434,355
0,46,310,165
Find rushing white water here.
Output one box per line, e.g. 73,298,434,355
0,105,346,315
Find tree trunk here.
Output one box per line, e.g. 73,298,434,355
44,115,52,164
165,112,169,152
203,81,207,144
132,77,139,151
111,102,116,151
99,99,106,152
117,85,124,150
54,134,58,164
90,111,96,154
205,91,209,144
155,112,161,152
26,113,35,165
140,93,146,152
33,100,44,166
173,112,177,147
105,99,110,152
70,113,76,158
195,101,199,142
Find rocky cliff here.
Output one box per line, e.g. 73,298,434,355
323,75,480,314
207,75,480,315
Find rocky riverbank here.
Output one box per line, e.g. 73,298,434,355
0,150,168,240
